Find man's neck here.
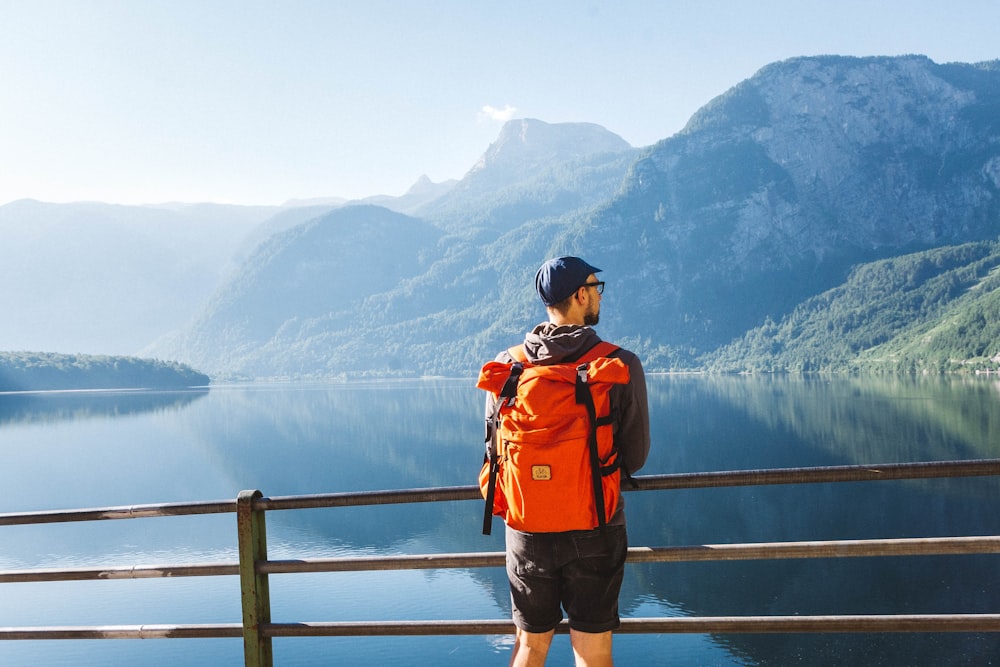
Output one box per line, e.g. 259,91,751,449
546,309,585,327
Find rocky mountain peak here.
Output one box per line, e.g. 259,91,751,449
469,118,631,175
404,174,456,197
638,55,1000,269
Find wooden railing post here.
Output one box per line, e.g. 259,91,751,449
237,489,272,667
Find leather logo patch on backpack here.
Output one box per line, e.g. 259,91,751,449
531,465,552,481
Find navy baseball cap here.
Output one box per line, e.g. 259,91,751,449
534,256,603,306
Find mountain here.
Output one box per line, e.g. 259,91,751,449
566,55,1000,367
10,56,1000,378
415,118,638,234
468,118,632,177
0,172,458,359
226,175,460,262
709,241,1000,372
351,175,458,214
163,205,449,378
150,118,640,378
155,56,1000,379
0,200,279,354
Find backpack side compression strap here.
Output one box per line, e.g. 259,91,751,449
482,362,523,535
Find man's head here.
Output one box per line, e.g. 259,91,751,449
534,256,604,326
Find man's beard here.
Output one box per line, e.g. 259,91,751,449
583,306,600,326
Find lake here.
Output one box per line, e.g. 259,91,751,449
1,375,999,665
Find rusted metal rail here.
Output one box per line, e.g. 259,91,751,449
6,614,1000,642
5,535,998,584
1,458,999,667
262,614,1000,636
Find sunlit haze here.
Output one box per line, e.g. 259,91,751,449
1,0,998,207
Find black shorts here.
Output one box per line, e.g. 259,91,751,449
505,523,628,634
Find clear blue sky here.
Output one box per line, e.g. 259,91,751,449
1,0,998,207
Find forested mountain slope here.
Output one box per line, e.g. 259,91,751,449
0,352,209,391
709,241,1000,372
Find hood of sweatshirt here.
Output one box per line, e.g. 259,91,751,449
521,322,602,365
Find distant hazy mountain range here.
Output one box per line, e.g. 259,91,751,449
3,55,999,380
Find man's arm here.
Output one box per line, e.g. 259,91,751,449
616,353,650,474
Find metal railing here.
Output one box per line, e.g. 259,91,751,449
2,459,1000,666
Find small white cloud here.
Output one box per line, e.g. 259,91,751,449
479,104,518,122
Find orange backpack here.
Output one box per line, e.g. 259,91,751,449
477,341,630,534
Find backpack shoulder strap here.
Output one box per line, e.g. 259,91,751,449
508,340,618,366
576,340,620,364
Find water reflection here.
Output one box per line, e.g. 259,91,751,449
2,376,999,665
179,377,1000,664
0,388,208,426
631,375,1000,664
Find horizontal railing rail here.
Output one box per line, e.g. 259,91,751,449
6,535,1000,584
7,614,1000,642
2,458,999,666
4,458,999,526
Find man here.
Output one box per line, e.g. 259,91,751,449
489,256,650,667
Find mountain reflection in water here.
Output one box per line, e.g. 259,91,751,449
0,388,209,426
1,376,998,665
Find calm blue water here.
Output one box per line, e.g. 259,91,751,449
1,376,999,665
